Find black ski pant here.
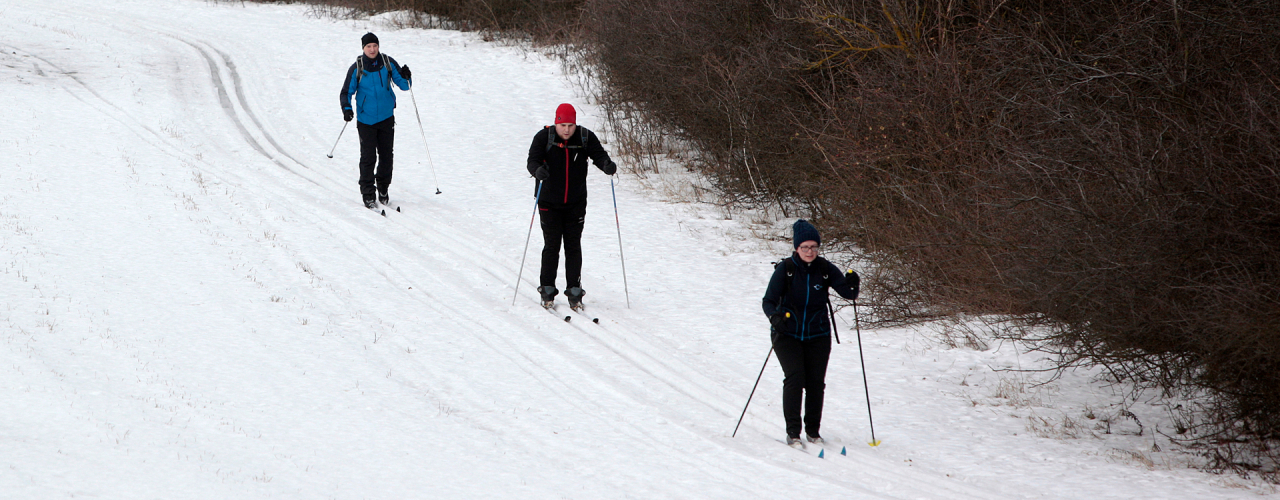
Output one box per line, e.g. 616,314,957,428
357,116,395,198
538,200,587,290
772,333,832,438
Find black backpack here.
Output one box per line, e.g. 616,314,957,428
355,53,397,90
534,126,591,197
543,125,589,153
775,256,831,299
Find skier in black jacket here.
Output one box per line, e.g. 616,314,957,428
526,103,617,309
762,219,860,446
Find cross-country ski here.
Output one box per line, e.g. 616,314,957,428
542,302,572,323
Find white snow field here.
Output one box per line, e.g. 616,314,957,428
1,1,1275,498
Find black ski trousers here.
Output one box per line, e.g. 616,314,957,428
357,116,395,198
538,200,587,290
772,333,832,438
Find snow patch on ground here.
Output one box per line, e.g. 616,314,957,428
1,0,1275,498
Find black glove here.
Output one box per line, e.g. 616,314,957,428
399,65,412,80
769,312,789,330
534,165,549,181
602,160,617,176
343,109,354,122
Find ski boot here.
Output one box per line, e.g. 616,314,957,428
377,188,389,206
566,286,585,312
363,195,378,210
538,286,558,309
806,434,824,445
786,435,804,448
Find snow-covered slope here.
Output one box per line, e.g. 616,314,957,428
1,1,1272,498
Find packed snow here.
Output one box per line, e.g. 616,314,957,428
1,0,1275,498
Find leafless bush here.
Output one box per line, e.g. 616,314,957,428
581,0,830,216
582,0,1280,476
812,0,1279,475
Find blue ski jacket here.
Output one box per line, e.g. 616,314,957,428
762,255,859,340
340,54,410,125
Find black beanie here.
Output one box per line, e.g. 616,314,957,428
362,32,379,47
792,219,820,249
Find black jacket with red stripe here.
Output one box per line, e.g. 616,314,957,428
526,126,616,208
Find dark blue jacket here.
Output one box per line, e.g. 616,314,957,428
340,54,410,125
762,255,859,340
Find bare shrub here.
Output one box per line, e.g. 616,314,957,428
581,0,828,217
582,0,1280,476
1028,412,1095,440
802,0,1280,474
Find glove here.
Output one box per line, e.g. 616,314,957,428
769,312,789,329
399,65,412,80
602,161,617,176
534,165,549,181
343,109,354,122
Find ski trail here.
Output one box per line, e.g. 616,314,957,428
147,28,726,465
0,3,1059,498
217,48,311,171
4,21,903,498
175,36,320,187
379,209,746,422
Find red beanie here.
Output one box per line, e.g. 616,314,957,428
555,103,576,125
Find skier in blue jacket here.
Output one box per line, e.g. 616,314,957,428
340,32,411,209
762,219,860,446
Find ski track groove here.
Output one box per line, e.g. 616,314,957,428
290,201,745,482
354,219,798,491
174,35,324,189
384,207,745,417
565,306,747,416
380,209,754,437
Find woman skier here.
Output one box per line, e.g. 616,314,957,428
762,219,860,446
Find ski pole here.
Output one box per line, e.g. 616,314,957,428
854,302,881,446
512,182,543,305
326,121,348,158
732,346,774,438
407,85,442,194
733,313,788,438
610,176,631,308
827,301,841,344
